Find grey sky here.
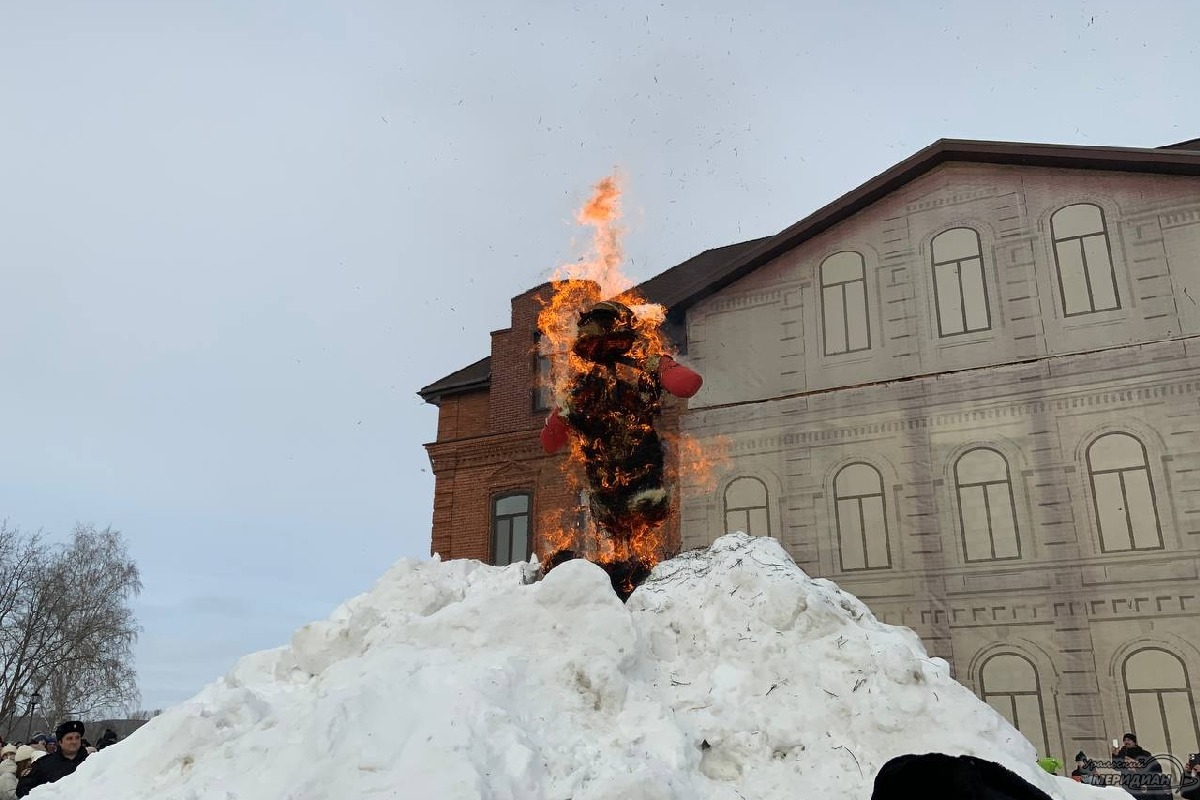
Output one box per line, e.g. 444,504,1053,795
1,0,1197,710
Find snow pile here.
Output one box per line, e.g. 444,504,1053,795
38,533,1116,799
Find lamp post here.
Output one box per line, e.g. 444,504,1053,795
25,691,40,741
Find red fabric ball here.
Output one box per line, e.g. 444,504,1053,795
540,409,569,453
660,358,703,398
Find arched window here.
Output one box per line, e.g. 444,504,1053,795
724,476,770,536
821,252,871,356
955,448,1020,562
1087,433,1163,552
1050,203,1120,316
931,228,991,336
979,653,1052,759
834,463,890,570
492,492,532,566
1123,648,1200,757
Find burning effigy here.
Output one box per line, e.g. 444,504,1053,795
535,176,704,600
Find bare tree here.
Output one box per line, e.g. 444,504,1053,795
0,522,142,734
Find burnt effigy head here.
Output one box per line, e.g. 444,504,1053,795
571,300,637,364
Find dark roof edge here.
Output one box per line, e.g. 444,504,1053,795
416,239,771,404
417,355,491,405
1160,137,1200,151
670,138,1200,313
418,138,1200,404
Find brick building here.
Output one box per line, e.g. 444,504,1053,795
420,137,1200,765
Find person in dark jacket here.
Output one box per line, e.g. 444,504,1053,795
1180,754,1200,800
15,721,88,797
96,728,119,750
1112,733,1140,761
1070,751,1101,785
1116,748,1171,800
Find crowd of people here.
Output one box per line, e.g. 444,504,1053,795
0,721,118,798
4,722,1197,797
1050,732,1200,798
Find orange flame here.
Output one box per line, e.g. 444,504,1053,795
533,175,717,585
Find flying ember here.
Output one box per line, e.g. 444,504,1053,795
536,176,703,600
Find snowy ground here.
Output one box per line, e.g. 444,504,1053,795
36,533,1124,799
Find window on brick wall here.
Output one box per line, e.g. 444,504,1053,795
931,227,991,336
1051,203,1120,316
955,447,1020,562
1122,648,1200,758
834,462,891,570
1087,432,1163,552
724,476,770,536
979,653,1051,760
492,492,532,566
820,251,871,356
532,331,553,412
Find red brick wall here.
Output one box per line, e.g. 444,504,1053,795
488,286,553,432
435,391,489,441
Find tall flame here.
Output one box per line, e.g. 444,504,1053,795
534,175,718,587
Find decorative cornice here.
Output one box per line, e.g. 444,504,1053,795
1160,206,1200,229
902,185,999,214
877,590,1200,630
703,288,788,314
688,377,1200,454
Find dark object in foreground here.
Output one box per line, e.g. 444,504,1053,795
872,753,1054,800
545,549,650,603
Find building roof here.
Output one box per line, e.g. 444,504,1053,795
416,238,769,405
666,138,1200,315
1160,137,1200,151
418,137,1200,405
418,355,491,404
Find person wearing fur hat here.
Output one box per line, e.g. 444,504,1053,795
0,745,14,762
0,757,16,800
15,721,88,797
9,748,35,788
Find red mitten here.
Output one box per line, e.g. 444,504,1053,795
540,408,570,454
659,355,703,398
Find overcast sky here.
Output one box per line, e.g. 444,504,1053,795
2,0,1198,712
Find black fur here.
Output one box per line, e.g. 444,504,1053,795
873,753,1055,800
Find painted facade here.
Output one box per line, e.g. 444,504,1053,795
680,163,1200,764
421,145,1200,767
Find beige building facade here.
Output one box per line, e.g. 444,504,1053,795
678,157,1200,764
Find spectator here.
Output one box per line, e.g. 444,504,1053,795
1117,749,1171,800
16,721,88,797
0,746,14,762
10,749,34,785
1070,751,1100,785
0,759,15,800
1112,733,1140,760
1180,754,1200,800
96,728,119,750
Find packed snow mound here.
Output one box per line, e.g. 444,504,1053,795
39,533,1116,799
